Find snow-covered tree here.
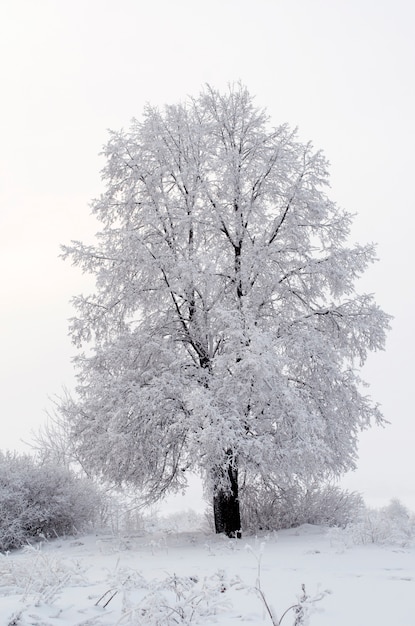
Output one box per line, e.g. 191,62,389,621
62,84,390,536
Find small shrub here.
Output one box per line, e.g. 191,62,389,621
0,451,101,551
95,568,232,625
240,478,364,532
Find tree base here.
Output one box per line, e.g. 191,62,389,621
213,488,241,537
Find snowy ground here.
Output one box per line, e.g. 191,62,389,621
0,522,413,625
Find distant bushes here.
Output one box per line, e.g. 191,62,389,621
336,498,415,547
0,451,101,551
239,476,415,548
240,478,364,531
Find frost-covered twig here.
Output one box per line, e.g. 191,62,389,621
245,542,329,625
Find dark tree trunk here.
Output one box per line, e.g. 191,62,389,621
212,451,241,537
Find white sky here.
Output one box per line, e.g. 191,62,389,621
0,0,414,509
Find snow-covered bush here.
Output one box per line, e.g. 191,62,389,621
340,499,415,546
0,451,101,551
148,509,207,534
240,478,364,531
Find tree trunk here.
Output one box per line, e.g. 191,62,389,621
212,451,241,537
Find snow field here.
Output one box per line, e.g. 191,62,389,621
0,523,414,625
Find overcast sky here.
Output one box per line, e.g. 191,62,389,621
0,0,414,510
